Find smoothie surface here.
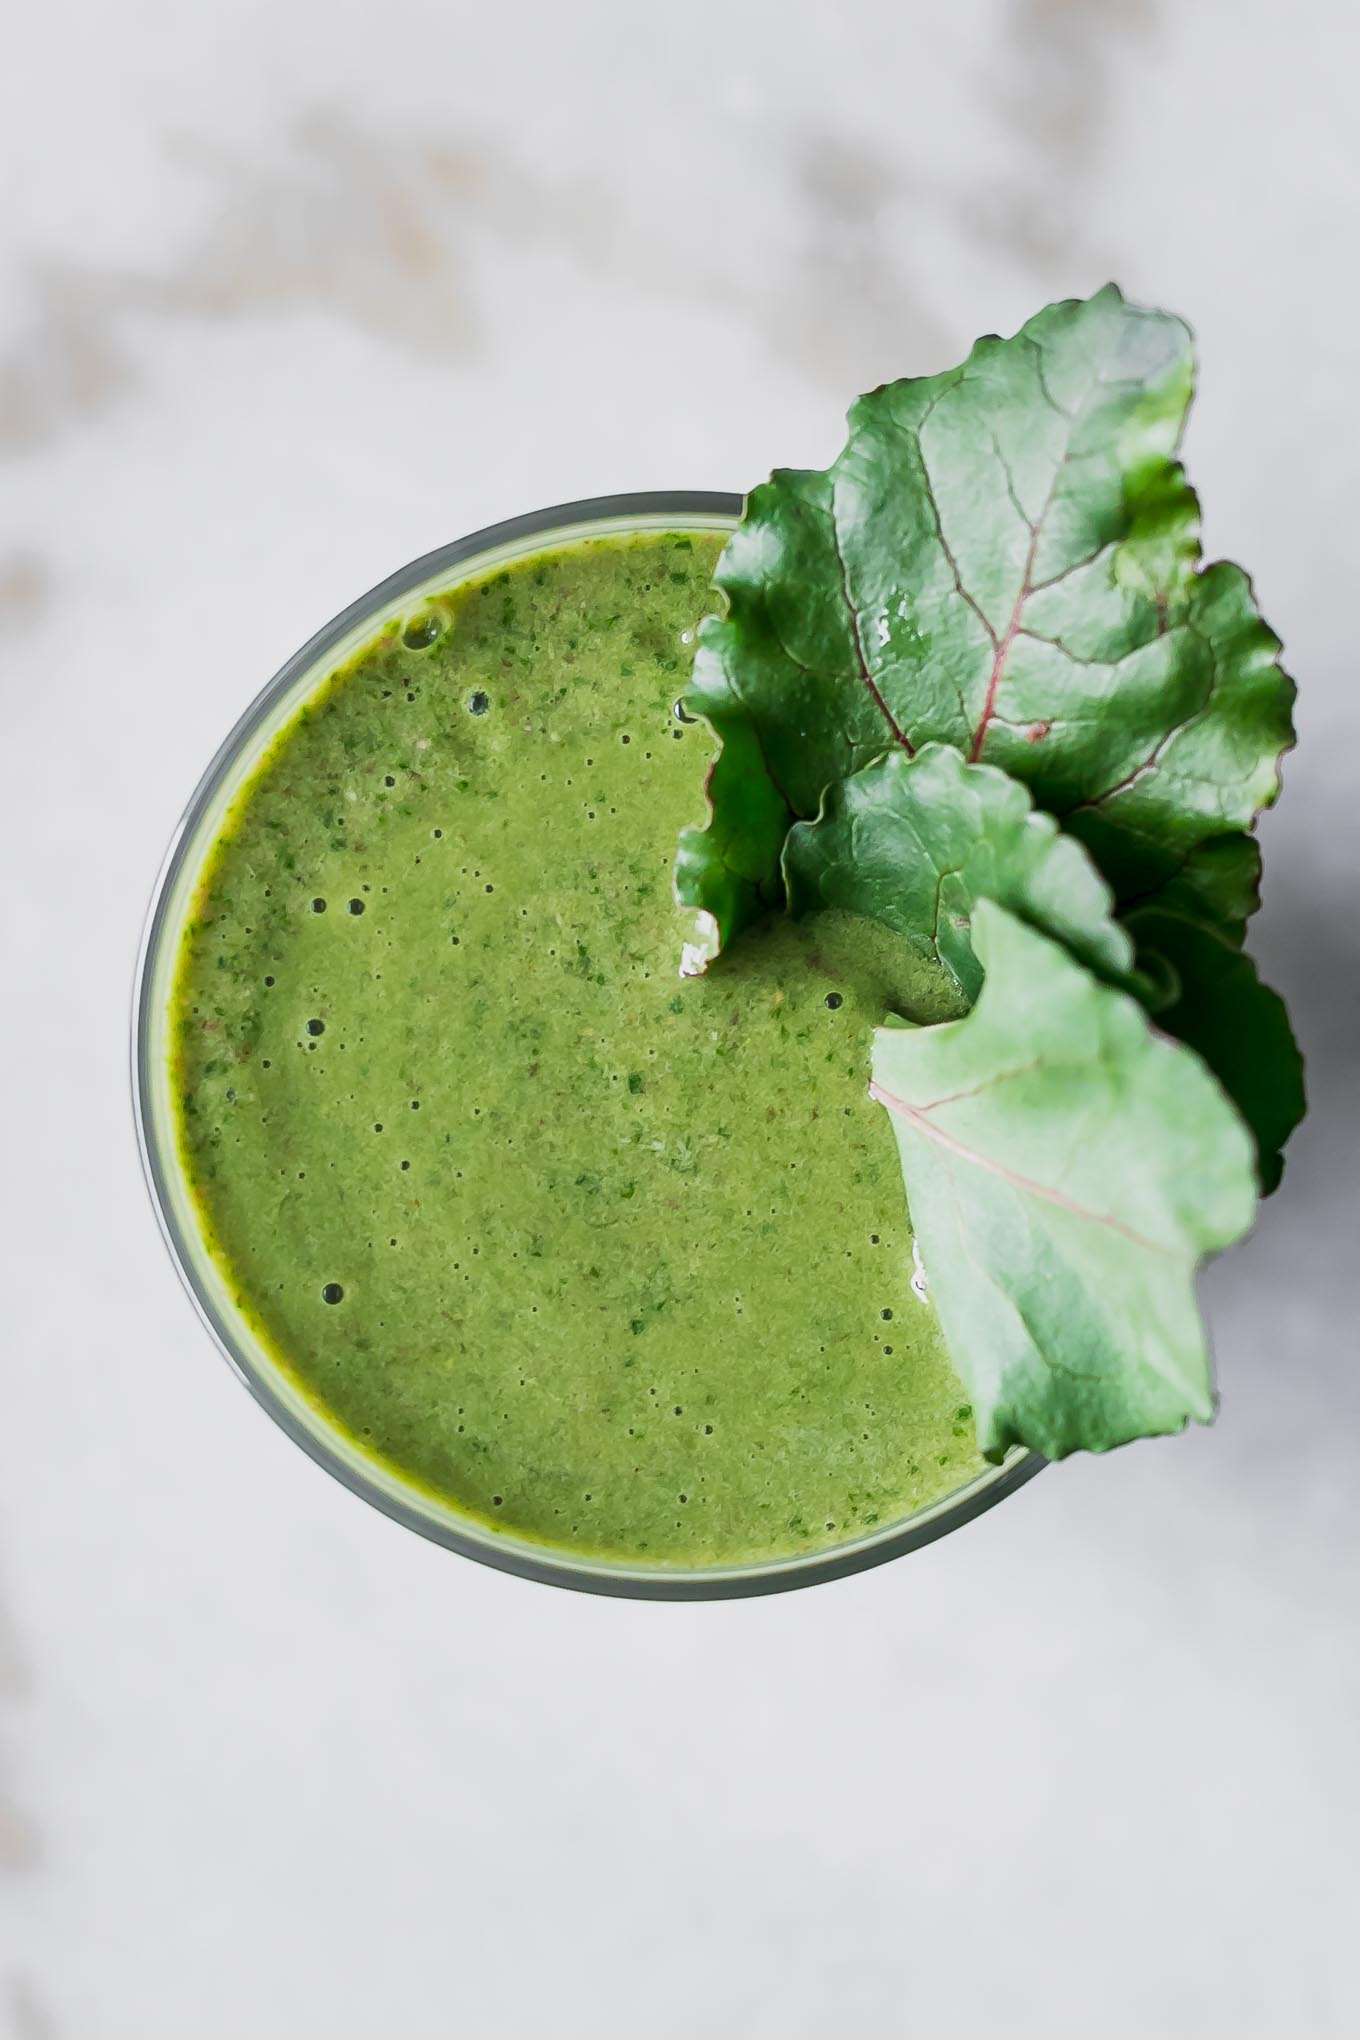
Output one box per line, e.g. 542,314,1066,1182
171,529,986,1568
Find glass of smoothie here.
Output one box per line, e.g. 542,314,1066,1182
133,492,1040,1597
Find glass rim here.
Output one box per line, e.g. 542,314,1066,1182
131,489,1043,1600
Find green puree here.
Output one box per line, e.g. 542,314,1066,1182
172,531,985,1568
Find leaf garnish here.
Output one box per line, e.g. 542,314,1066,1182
675,285,1294,970
672,287,1304,1462
1127,909,1306,1196
869,903,1258,1460
1121,833,1262,948
782,743,1154,1006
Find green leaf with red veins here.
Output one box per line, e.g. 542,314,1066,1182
870,901,1258,1461
675,285,1294,970
782,743,1154,1006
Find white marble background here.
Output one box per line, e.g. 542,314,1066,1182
2,2,1357,2034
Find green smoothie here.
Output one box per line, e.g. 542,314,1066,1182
171,530,985,1568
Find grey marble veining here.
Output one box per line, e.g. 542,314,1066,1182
2,2,1357,2034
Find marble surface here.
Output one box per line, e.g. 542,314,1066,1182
3,2,1358,2033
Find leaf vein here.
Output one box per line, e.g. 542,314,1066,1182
828,488,915,757
869,1078,1173,1254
